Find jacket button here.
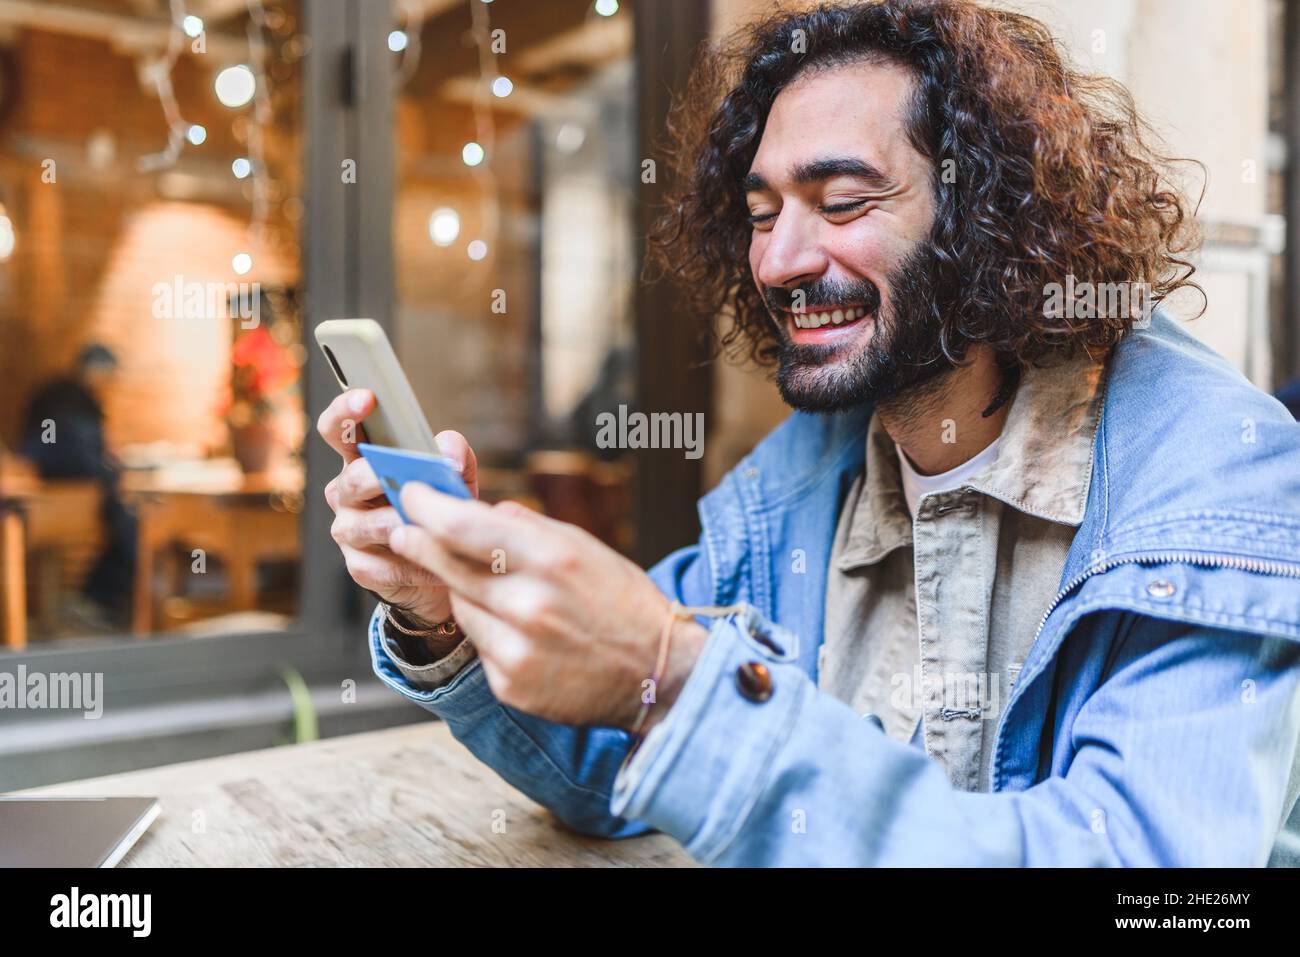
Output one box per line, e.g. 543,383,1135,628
736,661,773,702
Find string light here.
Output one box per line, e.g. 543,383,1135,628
491,76,513,98
138,0,198,172
466,0,501,262
594,0,619,16
138,0,279,279
242,0,274,269
461,141,485,167
392,0,428,89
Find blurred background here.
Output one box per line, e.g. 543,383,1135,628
0,0,1296,789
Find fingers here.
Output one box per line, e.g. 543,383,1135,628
435,430,480,499
443,592,533,691
331,503,403,550
399,482,557,568
339,544,443,595
315,389,374,463
339,456,384,506
324,457,383,513
390,519,566,633
388,522,501,605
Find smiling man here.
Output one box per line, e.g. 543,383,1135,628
318,0,1300,865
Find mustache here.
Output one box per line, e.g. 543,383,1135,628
763,279,882,316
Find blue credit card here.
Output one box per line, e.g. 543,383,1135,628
358,442,472,523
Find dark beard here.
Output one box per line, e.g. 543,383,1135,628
771,241,956,414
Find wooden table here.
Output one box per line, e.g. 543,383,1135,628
15,723,692,867
123,465,304,635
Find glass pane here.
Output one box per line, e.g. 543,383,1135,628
0,0,306,651
392,0,638,552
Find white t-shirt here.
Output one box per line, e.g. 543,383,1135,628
895,435,1002,520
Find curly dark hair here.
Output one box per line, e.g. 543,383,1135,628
645,0,1203,371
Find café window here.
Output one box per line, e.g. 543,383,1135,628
0,0,713,789
392,0,639,551
0,1,307,651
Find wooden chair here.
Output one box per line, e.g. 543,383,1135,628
23,480,106,633
131,491,300,635
525,450,632,551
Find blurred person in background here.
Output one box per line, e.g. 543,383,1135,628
21,343,136,630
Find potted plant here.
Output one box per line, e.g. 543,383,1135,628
220,325,299,473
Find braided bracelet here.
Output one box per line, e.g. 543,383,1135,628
627,601,746,737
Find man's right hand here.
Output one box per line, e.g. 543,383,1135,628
317,388,479,629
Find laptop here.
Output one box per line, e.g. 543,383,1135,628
0,797,160,867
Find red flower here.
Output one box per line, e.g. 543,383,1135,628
221,326,299,423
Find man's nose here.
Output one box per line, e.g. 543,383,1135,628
754,213,828,293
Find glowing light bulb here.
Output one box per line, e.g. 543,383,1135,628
186,124,207,146
182,15,204,38
461,142,485,167
595,0,619,16
232,157,252,179
215,65,256,108
0,210,15,262
491,76,513,98
428,208,460,247
467,240,487,261
388,31,409,52
555,123,586,154
232,253,253,275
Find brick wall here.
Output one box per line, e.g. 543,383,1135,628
0,26,299,452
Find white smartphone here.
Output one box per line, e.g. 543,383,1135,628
313,319,441,454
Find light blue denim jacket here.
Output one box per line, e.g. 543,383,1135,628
369,311,1300,865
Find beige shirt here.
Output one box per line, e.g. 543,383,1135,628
820,353,1107,792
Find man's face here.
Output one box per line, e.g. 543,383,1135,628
745,59,951,412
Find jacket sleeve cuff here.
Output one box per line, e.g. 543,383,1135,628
368,604,495,721
609,604,807,862
380,615,479,690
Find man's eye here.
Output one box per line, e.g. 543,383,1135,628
820,200,868,217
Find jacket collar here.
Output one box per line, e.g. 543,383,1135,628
837,351,1107,570
699,309,1300,614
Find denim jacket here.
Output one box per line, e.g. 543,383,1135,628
369,310,1300,866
